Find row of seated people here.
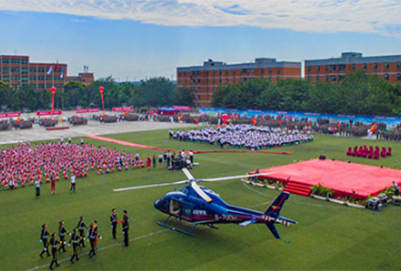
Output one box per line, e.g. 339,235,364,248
346,145,392,159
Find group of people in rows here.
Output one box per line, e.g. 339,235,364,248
40,210,129,270
0,140,148,191
170,124,313,150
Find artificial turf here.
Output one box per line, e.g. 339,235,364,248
1,130,401,270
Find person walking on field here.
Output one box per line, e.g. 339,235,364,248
70,173,76,192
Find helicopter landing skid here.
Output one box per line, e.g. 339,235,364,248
157,215,198,237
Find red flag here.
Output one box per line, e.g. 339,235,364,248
118,220,123,225
252,116,257,125
180,112,183,121
124,111,128,116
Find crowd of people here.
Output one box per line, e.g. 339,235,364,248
0,140,149,191
40,210,129,269
170,124,313,150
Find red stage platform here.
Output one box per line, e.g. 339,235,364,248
254,159,401,200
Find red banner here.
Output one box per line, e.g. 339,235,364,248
36,110,62,116
76,108,99,114
0,112,21,118
112,106,133,112
173,106,191,111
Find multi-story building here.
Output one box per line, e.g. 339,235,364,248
0,55,94,90
65,65,94,84
177,58,301,107
305,52,401,83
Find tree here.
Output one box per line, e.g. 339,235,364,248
176,87,194,106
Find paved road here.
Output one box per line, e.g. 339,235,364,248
0,120,198,145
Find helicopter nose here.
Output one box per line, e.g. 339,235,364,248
154,199,160,209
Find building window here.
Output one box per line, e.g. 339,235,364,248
233,70,236,75
397,74,401,81
183,72,186,76
261,68,264,74
330,65,337,71
178,80,181,84
184,79,187,84
330,75,337,82
338,64,345,71
11,67,20,73
2,58,9,64
277,68,281,74
197,79,201,83
206,78,209,83
212,70,215,75
316,76,320,82
250,68,254,73
213,79,215,84
374,63,378,70
363,63,367,70
325,75,329,82
197,95,201,99
385,74,389,81
352,64,356,71
225,70,228,75
307,66,311,72
21,59,28,64
11,59,20,64
219,70,222,75
197,71,201,75
317,66,320,72
178,72,181,77
326,65,329,72
206,87,209,92
307,76,311,81
397,62,401,69
385,62,389,70
269,68,272,74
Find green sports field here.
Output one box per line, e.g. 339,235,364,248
1,130,401,270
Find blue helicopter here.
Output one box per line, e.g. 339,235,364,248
114,168,297,241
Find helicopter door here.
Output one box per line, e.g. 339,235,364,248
179,202,193,220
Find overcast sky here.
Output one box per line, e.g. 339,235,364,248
1,0,401,81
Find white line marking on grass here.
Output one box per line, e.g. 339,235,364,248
25,229,168,271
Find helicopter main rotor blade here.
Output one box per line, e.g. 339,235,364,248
182,168,195,181
191,181,212,203
113,180,188,192
201,172,274,183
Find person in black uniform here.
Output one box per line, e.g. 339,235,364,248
88,223,98,257
39,223,51,258
58,220,68,253
68,228,80,264
77,216,88,248
122,210,129,247
110,208,117,239
49,232,61,270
